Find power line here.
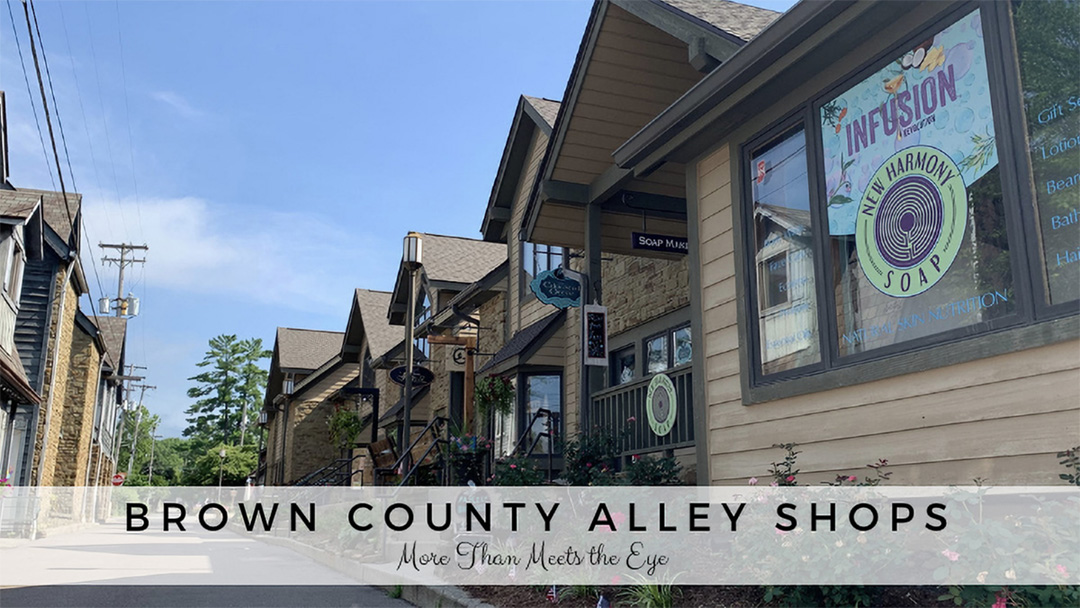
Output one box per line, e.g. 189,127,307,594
5,0,55,190
82,1,130,240
27,0,109,305
112,1,144,242
20,0,110,312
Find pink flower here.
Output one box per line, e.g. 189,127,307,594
786,475,795,482
586,462,593,468
510,464,517,469
770,481,779,487
941,549,960,562
1056,564,1068,577
748,477,759,485
992,594,1007,608
627,416,636,423
632,454,640,461
847,475,857,482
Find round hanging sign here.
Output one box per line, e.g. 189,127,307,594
856,145,966,298
646,373,677,437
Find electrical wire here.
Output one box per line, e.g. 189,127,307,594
5,0,55,190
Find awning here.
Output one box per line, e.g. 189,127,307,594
477,310,566,376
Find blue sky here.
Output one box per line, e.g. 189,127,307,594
1,0,793,438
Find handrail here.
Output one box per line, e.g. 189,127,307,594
392,416,448,486
509,407,558,482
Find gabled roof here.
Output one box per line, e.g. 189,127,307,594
524,0,772,246
276,327,343,371
523,96,560,128
17,187,80,245
0,189,42,219
90,316,128,371
481,96,562,242
343,289,398,361
477,310,566,376
414,233,506,286
388,233,506,326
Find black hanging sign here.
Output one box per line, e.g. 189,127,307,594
632,232,689,254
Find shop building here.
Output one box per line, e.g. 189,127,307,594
605,0,1079,484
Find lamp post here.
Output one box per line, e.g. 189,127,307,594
401,232,423,479
218,447,227,488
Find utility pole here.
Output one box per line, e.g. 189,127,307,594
147,423,159,485
111,365,145,468
99,243,147,316
126,383,155,478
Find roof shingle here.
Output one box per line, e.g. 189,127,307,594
0,189,42,220
17,188,81,243
523,96,561,128
660,0,781,42
418,233,506,286
354,289,398,359
276,328,343,371
90,316,128,370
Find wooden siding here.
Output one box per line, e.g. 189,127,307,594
15,254,57,393
551,4,701,185
695,143,1080,486
511,129,557,333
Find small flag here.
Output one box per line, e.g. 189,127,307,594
546,585,558,603
756,160,767,184
596,594,611,608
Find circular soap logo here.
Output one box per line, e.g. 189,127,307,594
856,146,966,297
646,373,676,437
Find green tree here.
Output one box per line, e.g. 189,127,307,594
182,443,259,486
115,403,161,485
184,335,271,450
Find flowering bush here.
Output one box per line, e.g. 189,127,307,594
491,455,545,486
445,432,492,456
560,425,623,486
625,453,683,486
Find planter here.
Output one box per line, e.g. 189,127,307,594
450,452,487,486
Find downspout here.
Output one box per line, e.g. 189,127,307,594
34,260,76,487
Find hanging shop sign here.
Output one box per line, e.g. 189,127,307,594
582,304,608,367
646,373,677,437
820,10,997,298
446,345,467,373
530,269,581,309
390,365,435,388
632,232,689,255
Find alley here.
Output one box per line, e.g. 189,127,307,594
0,523,411,607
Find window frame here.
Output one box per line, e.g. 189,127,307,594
515,370,563,457
520,241,568,302
735,1,1077,400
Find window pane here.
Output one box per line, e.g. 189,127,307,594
526,375,560,455
673,327,692,366
1012,0,1080,304
820,8,1015,357
645,335,668,374
751,126,821,374
612,348,635,385
523,241,536,285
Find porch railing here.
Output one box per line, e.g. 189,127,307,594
588,364,695,457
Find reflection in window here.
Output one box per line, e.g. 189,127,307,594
673,327,692,366
819,8,1014,357
1012,0,1080,305
645,335,668,374
525,375,560,455
612,347,635,385
494,377,517,457
751,126,821,374
523,242,566,295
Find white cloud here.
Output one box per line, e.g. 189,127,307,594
82,196,389,315
149,91,204,120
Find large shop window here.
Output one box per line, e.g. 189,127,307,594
742,5,1076,387
1011,0,1080,306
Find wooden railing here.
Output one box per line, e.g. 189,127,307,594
588,364,695,457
